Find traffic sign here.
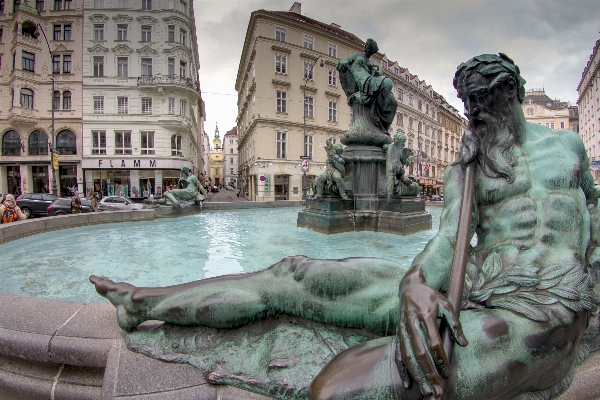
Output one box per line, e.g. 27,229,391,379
300,156,310,160
301,159,309,172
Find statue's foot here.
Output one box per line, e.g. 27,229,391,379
89,275,145,331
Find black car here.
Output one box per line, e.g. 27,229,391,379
46,198,93,216
16,193,59,218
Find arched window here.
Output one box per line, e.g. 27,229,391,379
56,130,76,154
53,90,60,110
62,91,71,109
29,130,48,155
2,130,22,156
21,21,36,38
20,88,34,109
171,135,182,156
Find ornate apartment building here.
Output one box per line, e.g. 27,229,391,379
81,0,202,198
0,0,83,197
222,126,238,187
521,88,573,131
577,36,600,183
236,3,465,200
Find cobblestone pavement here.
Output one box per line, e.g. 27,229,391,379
204,187,248,202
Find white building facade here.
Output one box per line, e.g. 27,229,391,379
577,36,600,183
81,0,202,198
222,126,238,187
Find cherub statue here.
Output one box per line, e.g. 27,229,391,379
383,131,420,202
310,138,349,200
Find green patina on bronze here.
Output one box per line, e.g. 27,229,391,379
310,138,349,200
92,53,600,399
383,131,420,202
152,165,207,206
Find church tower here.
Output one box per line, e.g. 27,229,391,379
209,123,224,186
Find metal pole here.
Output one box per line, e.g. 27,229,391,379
35,24,58,196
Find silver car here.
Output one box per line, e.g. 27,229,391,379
98,196,143,211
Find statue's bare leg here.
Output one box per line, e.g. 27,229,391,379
91,256,405,333
310,306,587,400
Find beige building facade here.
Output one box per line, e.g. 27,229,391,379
0,0,84,197
222,126,238,187
236,3,465,200
577,36,600,183
522,88,572,131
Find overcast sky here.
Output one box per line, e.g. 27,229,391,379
194,0,600,135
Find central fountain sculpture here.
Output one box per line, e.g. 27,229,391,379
297,39,430,234
92,51,600,400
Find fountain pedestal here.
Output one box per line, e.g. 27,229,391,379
297,144,431,235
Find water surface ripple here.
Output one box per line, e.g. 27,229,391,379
0,206,441,303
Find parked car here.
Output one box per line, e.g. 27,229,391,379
211,186,220,193
98,196,143,211
47,198,93,216
16,193,59,218
419,195,430,202
224,185,234,190
430,195,443,201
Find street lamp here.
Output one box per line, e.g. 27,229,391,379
302,57,324,200
34,24,58,196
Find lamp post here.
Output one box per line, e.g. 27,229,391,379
34,24,58,196
302,57,324,200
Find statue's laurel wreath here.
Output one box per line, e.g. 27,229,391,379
462,253,600,322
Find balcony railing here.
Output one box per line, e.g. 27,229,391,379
137,74,199,92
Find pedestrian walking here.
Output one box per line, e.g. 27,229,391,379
90,192,99,212
71,192,83,214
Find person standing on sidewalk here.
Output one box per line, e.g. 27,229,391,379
71,192,83,214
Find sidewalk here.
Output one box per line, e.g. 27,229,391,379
204,188,249,203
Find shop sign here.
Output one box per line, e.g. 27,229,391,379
82,158,187,170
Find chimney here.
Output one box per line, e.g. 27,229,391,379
289,2,301,13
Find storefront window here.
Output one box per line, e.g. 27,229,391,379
6,166,21,195
56,130,76,155
29,130,49,155
59,165,77,196
2,130,22,156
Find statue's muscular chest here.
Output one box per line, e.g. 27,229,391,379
475,149,581,207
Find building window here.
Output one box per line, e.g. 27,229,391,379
94,0,103,7
426,104,430,115
304,96,314,118
22,51,34,72
117,57,128,77
117,97,128,114
93,24,104,40
304,134,313,159
179,28,186,46
328,68,337,86
418,100,422,111
179,60,186,77
141,58,152,76
394,67,399,75
93,96,104,113
93,56,104,76
29,130,48,155
546,122,555,129
63,55,71,73
409,118,413,129
167,57,174,75
171,135,182,156
167,25,175,42
328,101,337,122
141,0,150,10
168,97,175,114
409,94,413,106
2,130,21,155
141,97,152,114
275,27,286,42
53,90,60,109
303,61,313,80
115,131,132,154
20,88,33,108
276,90,286,113
56,130,76,155
382,60,387,69
560,122,565,129
117,24,128,40
141,131,155,154
303,34,313,49
275,54,286,74
91,131,106,154
117,0,128,7
53,24,61,40
141,26,151,42
35,0,43,11
397,88,403,101
52,55,60,73
397,113,403,126
62,91,71,109
276,130,286,159
328,42,337,57
179,99,186,116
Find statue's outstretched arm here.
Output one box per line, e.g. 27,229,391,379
396,164,471,397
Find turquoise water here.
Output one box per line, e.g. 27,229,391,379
0,206,442,303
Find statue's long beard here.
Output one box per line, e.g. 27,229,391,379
454,108,517,183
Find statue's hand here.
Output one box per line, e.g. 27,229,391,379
396,270,468,397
